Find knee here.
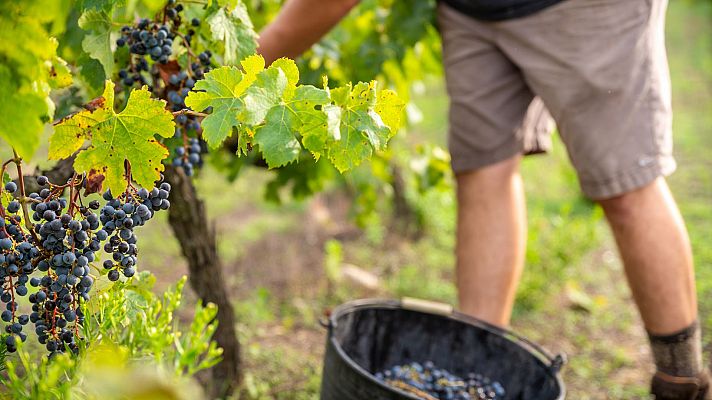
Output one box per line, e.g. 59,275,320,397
598,184,652,222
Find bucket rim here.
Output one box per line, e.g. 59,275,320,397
326,298,566,398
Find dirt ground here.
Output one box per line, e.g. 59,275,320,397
212,194,655,399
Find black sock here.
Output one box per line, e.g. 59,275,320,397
648,320,703,377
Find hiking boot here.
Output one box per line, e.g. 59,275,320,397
651,370,712,400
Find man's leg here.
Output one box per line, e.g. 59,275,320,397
456,155,526,327
598,177,697,335
600,178,709,399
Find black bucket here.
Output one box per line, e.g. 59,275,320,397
320,298,566,400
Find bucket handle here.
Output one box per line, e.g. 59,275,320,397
319,316,330,329
401,297,454,316
549,353,567,373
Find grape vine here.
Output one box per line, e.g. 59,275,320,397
0,0,404,395
0,151,170,355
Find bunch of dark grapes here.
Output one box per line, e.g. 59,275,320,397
166,69,204,177
375,361,506,400
167,71,194,111
0,173,171,356
164,0,200,29
171,137,203,176
0,176,103,355
115,1,209,93
189,51,212,79
99,182,171,281
0,183,38,352
28,178,108,355
117,18,174,65
166,49,211,177
116,19,172,90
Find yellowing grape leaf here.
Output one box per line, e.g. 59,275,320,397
0,2,57,84
324,82,398,172
235,54,264,93
51,81,175,194
270,58,299,100
375,89,405,135
48,55,73,89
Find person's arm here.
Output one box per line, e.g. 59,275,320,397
257,0,359,65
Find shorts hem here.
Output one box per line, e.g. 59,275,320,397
581,156,677,200
450,140,523,175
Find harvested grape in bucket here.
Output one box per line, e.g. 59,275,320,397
375,361,505,400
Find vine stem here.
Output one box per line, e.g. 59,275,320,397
173,109,207,118
7,276,16,322
67,172,79,216
125,161,133,199
1,158,15,170
174,32,199,62
12,150,37,236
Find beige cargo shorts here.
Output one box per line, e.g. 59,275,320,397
438,0,675,199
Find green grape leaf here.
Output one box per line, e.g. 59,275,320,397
324,82,395,172
327,118,374,173
79,9,114,77
184,66,246,149
254,82,331,168
186,57,403,172
184,55,283,149
290,85,330,158
52,81,175,194
253,105,301,167
235,128,252,156
207,2,258,65
242,67,288,125
78,54,107,97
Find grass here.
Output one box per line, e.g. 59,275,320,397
667,2,712,330
131,2,712,398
